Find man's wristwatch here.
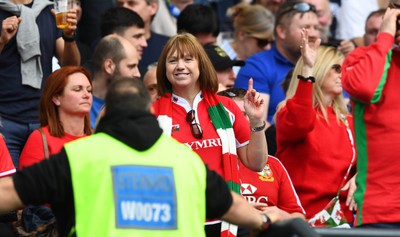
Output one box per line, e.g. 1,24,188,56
62,32,76,42
259,213,271,231
251,121,266,132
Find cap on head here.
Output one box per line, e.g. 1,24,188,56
204,44,245,71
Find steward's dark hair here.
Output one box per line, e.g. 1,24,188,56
105,78,151,113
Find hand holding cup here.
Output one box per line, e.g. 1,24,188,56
54,0,73,29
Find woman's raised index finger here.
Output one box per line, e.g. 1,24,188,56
248,78,253,91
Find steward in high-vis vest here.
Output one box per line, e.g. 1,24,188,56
0,78,276,237
66,132,208,237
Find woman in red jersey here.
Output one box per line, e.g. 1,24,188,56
275,29,356,226
19,66,93,169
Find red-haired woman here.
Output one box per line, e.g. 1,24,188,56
19,66,93,169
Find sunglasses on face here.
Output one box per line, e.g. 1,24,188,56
255,38,271,48
280,2,317,16
245,32,271,48
332,64,342,73
186,110,203,139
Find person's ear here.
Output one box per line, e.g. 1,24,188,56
52,96,61,106
276,24,287,40
150,1,158,17
237,30,247,41
104,58,115,75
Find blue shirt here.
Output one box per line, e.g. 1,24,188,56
234,46,294,124
90,96,105,128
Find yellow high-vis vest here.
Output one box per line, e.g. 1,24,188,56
65,133,207,237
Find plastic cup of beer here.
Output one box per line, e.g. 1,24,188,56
54,0,73,29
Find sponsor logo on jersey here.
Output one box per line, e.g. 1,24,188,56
241,183,268,203
241,183,257,195
184,138,222,150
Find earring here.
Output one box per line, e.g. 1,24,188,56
55,101,61,106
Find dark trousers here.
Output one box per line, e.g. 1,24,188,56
0,117,39,169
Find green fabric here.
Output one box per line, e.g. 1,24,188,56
225,180,241,194
204,91,240,195
66,133,207,237
353,102,367,226
352,50,392,225
370,50,392,104
207,103,233,130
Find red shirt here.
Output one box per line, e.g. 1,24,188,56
0,136,15,177
240,156,305,215
19,126,87,169
153,92,250,177
342,32,400,226
276,81,355,222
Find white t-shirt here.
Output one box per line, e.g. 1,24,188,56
335,0,378,40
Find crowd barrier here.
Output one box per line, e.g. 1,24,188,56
260,219,400,237
315,227,400,237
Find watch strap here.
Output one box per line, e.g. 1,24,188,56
259,213,271,231
251,121,266,132
62,32,76,42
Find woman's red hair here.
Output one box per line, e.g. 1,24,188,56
39,66,93,137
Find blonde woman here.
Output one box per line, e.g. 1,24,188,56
221,4,274,75
275,29,356,225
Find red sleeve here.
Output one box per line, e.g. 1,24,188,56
19,130,46,169
276,80,316,144
0,136,15,177
342,32,394,103
271,157,305,214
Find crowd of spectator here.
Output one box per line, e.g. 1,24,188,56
1,0,400,236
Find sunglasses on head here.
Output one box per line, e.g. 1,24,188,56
280,2,317,16
217,88,247,99
186,110,203,139
332,64,342,73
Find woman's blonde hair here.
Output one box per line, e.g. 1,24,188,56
277,46,347,123
228,4,275,40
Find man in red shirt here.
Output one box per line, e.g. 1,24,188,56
342,5,400,228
